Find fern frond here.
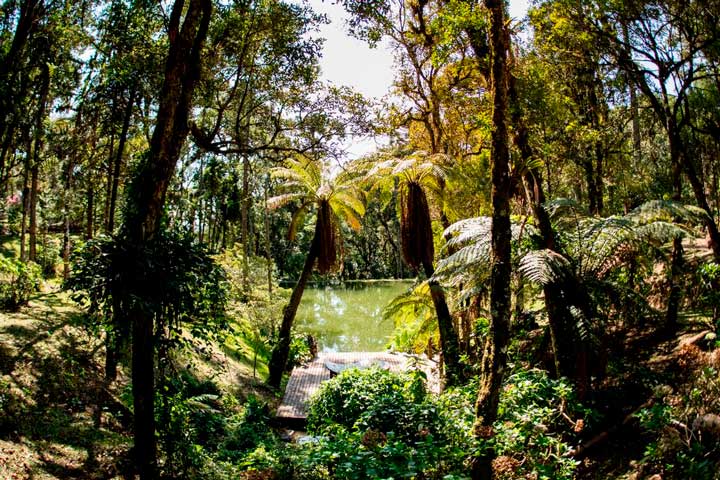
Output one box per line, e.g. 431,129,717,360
545,198,585,219
266,192,306,210
287,201,312,242
627,200,708,225
519,249,573,286
434,242,492,281
443,217,492,251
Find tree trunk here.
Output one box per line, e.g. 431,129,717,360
108,87,136,234
62,171,71,281
86,184,94,240
119,1,212,478
241,154,251,294
28,63,50,263
471,1,512,478
268,231,319,388
28,162,39,262
20,135,32,262
264,173,273,328
104,129,115,232
665,129,684,332
682,154,720,261
0,0,40,174
62,123,73,280
422,260,463,387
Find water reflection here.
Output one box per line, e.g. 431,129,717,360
295,280,413,352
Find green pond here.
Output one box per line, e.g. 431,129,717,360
295,280,414,352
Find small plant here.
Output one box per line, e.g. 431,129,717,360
0,256,41,311
287,334,314,370
698,262,720,331
37,236,62,277
633,366,720,479
439,369,588,480
301,367,466,479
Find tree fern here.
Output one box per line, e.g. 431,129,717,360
383,282,437,353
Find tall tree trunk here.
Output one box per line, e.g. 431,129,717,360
20,130,33,262
241,154,251,294
422,260,463,387
471,1,512,478
86,184,94,240
62,153,72,281
28,63,50,263
28,162,39,262
198,157,205,244
104,130,115,232
583,157,600,215
119,1,212,478
264,173,273,331
0,0,40,172
665,129,684,332
587,70,604,215
108,87,136,234
268,232,319,388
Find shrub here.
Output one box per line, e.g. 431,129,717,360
286,335,314,370
698,262,720,332
307,367,411,432
302,368,465,479
0,256,41,311
36,236,62,277
635,366,720,479
438,369,588,480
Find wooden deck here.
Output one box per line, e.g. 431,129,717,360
276,352,433,428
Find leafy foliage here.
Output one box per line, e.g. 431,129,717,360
66,230,228,343
634,361,720,479
270,155,365,274
440,369,590,480
0,256,41,311
303,367,465,479
383,282,438,353
308,367,431,437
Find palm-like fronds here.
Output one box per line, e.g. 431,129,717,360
362,150,450,202
383,282,437,353
268,155,366,272
626,200,708,225
545,199,703,280
518,249,573,286
434,216,535,286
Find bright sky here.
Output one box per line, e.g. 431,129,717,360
311,0,530,99
307,0,530,157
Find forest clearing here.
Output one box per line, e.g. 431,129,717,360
1,0,720,479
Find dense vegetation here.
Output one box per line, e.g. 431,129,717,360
1,0,720,479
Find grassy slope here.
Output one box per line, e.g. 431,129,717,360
0,281,277,479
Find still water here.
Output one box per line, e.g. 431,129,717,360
295,280,414,352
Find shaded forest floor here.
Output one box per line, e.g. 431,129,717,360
1,287,718,479
578,319,720,479
0,286,278,479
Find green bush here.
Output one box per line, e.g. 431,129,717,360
206,367,589,479
698,262,720,332
0,256,41,311
307,367,410,432
287,334,314,370
438,369,588,480
634,367,720,479
301,368,466,479
37,236,62,277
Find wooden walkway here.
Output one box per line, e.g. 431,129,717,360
276,352,433,427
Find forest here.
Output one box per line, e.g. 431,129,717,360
1,0,720,479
